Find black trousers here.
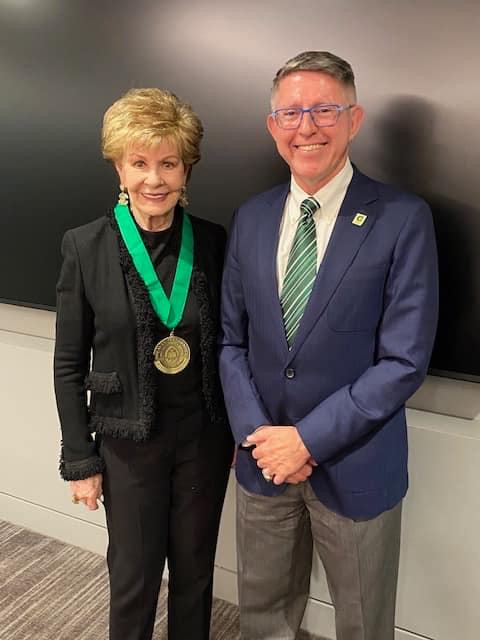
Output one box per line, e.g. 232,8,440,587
100,422,233,640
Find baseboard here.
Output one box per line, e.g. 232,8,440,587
213,564,238,604
0,492,108,555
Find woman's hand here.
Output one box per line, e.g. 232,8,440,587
70,474,103,511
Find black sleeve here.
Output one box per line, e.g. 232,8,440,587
53,230,105,480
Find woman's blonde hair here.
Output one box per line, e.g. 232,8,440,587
101,88,203,166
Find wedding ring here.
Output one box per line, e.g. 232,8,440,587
71,496,79,504
262,470,273,482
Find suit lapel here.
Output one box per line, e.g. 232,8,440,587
258,183,291,349
288,170,379,359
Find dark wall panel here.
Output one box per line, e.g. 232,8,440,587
1,0,479,380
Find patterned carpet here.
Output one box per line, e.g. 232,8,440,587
0,520,322,639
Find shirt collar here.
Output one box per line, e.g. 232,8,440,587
289,158,353,223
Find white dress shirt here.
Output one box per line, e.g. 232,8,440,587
277,159,353,296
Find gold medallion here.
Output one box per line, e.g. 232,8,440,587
153,334,190,374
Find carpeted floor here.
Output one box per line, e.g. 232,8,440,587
0,520,323,639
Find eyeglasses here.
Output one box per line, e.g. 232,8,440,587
271,104,355,129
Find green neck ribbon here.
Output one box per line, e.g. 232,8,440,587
114,203,194,330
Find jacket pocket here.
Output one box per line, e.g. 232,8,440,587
85,371,123,418
327,266,387,332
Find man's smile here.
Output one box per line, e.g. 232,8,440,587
293,142,327,151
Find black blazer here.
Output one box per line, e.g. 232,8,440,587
54,208,228,481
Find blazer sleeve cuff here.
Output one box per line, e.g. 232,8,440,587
59,453,105,481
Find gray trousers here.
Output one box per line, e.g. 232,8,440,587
236,482,402,640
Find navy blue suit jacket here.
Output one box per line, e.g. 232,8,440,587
219,168,438,519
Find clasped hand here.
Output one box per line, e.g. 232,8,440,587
246,426,316,485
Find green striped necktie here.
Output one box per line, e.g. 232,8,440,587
281,196,320,347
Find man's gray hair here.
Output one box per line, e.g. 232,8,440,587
272,51,356,97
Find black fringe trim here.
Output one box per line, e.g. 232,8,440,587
89,415,150,441
59,447,105,481
85,370,122,394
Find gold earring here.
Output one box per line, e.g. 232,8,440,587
118,185,129,206
179,185,188,207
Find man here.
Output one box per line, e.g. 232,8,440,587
219,51,438,640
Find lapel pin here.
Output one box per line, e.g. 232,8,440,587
352,212,367,226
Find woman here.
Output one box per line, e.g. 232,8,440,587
54,88,233,640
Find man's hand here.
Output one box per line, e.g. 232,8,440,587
284,463,313,484
70,474,103,511
247,426,311,485
284,457,318,484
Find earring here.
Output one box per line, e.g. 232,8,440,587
179,185,188,207
118,185,129,206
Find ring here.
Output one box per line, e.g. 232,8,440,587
71,496,79,504
262,470,273,482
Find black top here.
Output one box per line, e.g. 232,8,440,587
138,210,205,440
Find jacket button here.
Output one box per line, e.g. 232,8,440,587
285,368,295,379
